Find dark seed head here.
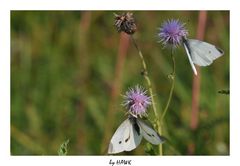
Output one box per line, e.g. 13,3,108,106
114,12,137,35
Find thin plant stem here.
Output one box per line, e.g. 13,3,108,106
130,36,158,118
158,125,163,155
130,36,162,154
160,49,176,122
159,49,176,155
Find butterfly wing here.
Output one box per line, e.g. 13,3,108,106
136,119,164,145
187,39,224,66
183,40,198,75
183,39,223,75
124,118,142,151
108,118,142,154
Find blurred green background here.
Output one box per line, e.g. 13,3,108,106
11,11,229,155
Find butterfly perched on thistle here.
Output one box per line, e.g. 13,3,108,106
108,85,164,154
158,19,224,75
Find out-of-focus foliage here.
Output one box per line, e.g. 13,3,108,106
11,11,229,155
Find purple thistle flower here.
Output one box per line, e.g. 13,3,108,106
123,85,151,118
158,19,188,48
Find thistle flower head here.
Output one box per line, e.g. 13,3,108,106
158,19,188,48
114,12,137,35
123,85,151,118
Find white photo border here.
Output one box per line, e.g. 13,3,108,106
1,0,238,166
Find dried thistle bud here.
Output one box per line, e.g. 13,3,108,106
114,12,137,35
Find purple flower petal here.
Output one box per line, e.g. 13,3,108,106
123,85,151,117
158,19,188,48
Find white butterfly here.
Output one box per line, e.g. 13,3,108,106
183,38,224,75
108,116,164,154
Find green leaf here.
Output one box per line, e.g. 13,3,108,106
58,139,69,155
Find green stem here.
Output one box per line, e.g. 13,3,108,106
161,50,175,122
131,36,162,155
131,36,176,155
131,36,158,118
159,49,176,155
158,126,163,155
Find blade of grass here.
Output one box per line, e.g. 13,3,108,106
11,125,46,154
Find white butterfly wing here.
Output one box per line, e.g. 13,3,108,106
187,39,224,66
124,118,142,151
136,119,164,145
183,40,198,75
108,118,142,154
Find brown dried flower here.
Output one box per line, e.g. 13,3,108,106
114,12,137,35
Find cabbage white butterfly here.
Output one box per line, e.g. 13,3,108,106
108,116,164,154
183,38,224,75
